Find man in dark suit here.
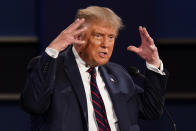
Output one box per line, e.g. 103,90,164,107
21,6,168,131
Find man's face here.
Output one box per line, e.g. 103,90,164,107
76,21,117,67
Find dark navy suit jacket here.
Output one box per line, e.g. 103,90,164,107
21,46,168,131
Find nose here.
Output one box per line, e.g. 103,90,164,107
100,36,110,48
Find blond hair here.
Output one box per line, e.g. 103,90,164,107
76,6,123,32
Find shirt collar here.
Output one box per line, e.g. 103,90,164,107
72,46,98,72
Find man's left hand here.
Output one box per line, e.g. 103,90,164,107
127,26,161,68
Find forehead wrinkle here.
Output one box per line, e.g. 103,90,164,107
91,25,117,36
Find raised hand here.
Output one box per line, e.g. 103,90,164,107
48,18,87,51
127,26,161,68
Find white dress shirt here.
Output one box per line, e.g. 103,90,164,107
72,47,119,131
45,46,165,131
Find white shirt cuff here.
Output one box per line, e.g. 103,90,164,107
146,60,166,75
45,47,59,58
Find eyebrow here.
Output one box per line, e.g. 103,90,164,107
92,31,116,37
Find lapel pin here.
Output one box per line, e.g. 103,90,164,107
110,78,115,82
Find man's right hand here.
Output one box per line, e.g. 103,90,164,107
48,18,87,51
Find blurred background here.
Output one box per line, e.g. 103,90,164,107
0,0,196,130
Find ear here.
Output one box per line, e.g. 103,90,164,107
78,32,86,40
77,34,82,40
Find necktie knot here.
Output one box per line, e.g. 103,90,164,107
87,67,96,78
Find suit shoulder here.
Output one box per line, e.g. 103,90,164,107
106,62,127,72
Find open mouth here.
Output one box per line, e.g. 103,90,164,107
99,52,107,58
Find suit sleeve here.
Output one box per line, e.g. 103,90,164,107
137,69,169,120
21,52,57,114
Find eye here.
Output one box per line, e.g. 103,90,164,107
94,33,101,38
108,35,115,40
109,36,114,39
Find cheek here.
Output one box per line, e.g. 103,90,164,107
108,43,114,54
87,40,100,53
93,39,101,45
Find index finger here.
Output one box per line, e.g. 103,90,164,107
139,26,145,40
142,27,154,45
143,27,150,38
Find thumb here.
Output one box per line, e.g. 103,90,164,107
127,46,140,54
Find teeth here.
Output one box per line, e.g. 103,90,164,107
99,52,107,57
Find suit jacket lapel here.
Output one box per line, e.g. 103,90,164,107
99,65,131,131
62,47,88,128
